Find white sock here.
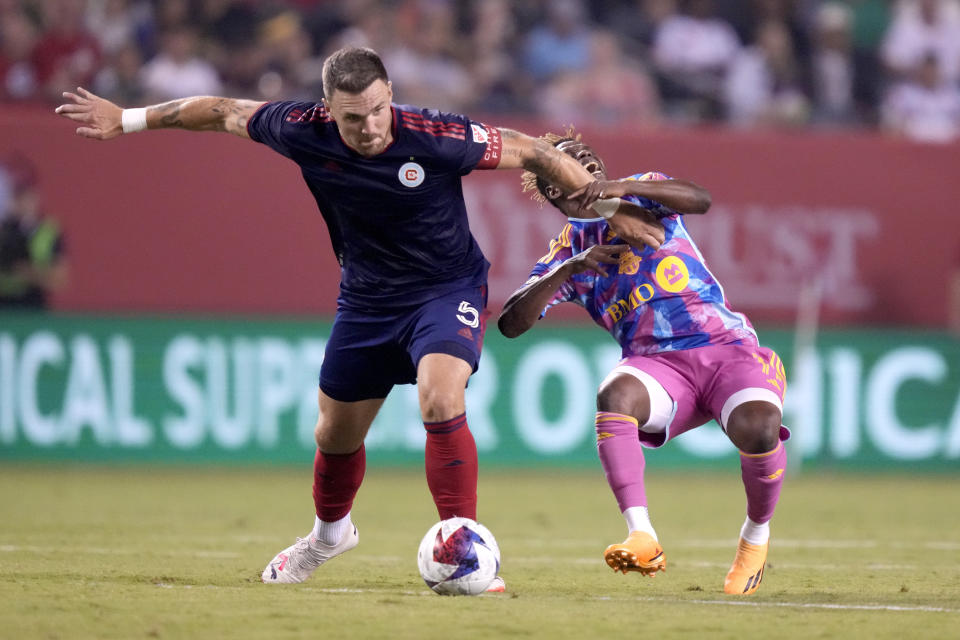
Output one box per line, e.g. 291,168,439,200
740,517,770,545
313,513,352,546
623,506,658,541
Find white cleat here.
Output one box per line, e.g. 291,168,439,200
262,526,359,584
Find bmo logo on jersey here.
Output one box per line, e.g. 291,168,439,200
398,162,425,188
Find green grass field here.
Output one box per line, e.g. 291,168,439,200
1,464,958,639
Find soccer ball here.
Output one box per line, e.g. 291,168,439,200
417,517,500,595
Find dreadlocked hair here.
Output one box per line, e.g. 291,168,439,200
520,125,581,206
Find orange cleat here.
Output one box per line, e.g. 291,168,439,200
724,538,768,595
603,531,666,577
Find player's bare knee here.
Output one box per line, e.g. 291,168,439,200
314,419,334,449
726,401,781,454
596,376,649,424
419,387,464,423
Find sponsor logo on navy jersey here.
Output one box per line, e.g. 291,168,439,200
471,124,488,144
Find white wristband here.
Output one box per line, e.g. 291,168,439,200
591,197,621,219
121,108,148,134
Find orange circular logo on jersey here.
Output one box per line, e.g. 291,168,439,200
655,256,689,293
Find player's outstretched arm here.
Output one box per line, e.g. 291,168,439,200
569,177,711,217
495,128,665,250
55,87,265,140
498,245,622,338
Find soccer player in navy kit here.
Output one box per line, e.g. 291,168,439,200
55,47,665,590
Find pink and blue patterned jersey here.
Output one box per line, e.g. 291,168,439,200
529,172,758,356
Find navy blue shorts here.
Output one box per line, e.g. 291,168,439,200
319,285,489,402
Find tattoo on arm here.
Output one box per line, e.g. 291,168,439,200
150,97,256,136
526,138,583,190
498,127,586,189
499,128,525,163
155,99,188,129
208,99,235,133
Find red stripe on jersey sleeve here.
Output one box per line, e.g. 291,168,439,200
286,105,332,123
400,122,466,140
400,113,466,131
400,111,466,124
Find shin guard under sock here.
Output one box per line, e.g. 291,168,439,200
739,441,787,524
312,445,366,522
424,413,478,520
596,412,648,512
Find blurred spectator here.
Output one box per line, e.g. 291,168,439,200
255,10,323,101
0,0,957,140
882,0,960,84
537,29,661,128
725,19,809,127
382,0,473,112
708,0,813,73
92,40,144,104
0,161,10,219
197,0,259,51
603,0,678,61
323,0,395,53
0,7,40,101
140,24,223,102
194,0,260,95
32,0,103,103
84,0,149,56
522,0,592,82
152,0,192,32
848,0,892,125
881,52,960,143
652,0,742,121
0,154,68,310
465,0,527,113
809,2,860,126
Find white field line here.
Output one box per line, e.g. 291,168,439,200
303,588,958,614
2,536,958,560
591,596,960,614
673,539,878,549
127,583,960,614
679,560,923,571
1,542,945,575
517,538,958,550
4,552,953,614
0,544,239,558
505,557,953,572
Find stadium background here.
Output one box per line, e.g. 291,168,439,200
2,0,959,471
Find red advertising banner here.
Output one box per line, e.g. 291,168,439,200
3,106,958,326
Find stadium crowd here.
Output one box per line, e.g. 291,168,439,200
1,0,960,143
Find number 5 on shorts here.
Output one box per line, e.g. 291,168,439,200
457,301,479,328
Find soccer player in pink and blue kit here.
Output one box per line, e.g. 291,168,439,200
499,130,789,595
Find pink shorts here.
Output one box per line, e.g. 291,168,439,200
611,344,788,448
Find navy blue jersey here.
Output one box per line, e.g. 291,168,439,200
247,101,503,311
